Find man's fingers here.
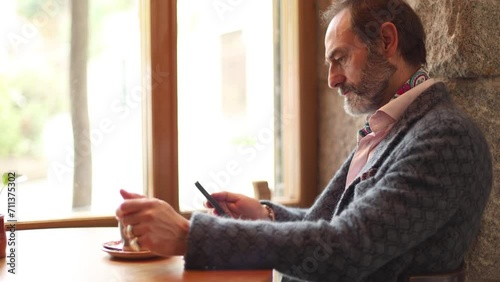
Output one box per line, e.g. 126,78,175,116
204,191,232,209
116,190,147,218
121,212,146,227
117,198,151,217
120,189,146,200
210,191,241,202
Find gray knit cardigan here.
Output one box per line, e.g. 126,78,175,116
184,82,493,282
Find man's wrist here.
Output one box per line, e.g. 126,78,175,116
262,204,275,221
178,217,190,256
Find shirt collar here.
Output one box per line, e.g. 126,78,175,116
394,68,430,98
360,68,433,137
379,78,437,122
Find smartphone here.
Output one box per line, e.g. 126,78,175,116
194,181,228,217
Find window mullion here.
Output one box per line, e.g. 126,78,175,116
148,0,179,210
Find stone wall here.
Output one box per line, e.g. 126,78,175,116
315,0,500,281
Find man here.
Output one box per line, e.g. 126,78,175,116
116,0,492,281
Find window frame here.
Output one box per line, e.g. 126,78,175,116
14,0,317,230
152,0,318,212
277,0,318,207
147,0,318,212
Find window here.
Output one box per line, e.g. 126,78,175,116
0,0,317,228
150,0,318,214
176,0,275,212
0,0,146,225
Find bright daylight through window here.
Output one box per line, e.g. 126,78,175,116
0,0,144,220
177,1,276,212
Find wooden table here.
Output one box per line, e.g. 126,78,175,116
0,227,272,282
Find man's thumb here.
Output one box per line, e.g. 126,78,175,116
119,189,146,200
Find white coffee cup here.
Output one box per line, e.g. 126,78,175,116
119,221,140,251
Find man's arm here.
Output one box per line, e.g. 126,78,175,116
184,114,492,281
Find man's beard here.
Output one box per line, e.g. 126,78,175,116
339,49,397,116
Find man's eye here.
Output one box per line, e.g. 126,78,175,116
335,56,346,64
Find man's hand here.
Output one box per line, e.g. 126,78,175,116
115,189,190,257
206,191,270,220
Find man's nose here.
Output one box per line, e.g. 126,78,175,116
328,66,345,89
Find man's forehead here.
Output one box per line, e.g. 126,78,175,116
325,8,365,54
327,8,352,39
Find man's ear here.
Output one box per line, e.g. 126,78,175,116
379,22,399,58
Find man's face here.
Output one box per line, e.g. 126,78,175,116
324,9,396,116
